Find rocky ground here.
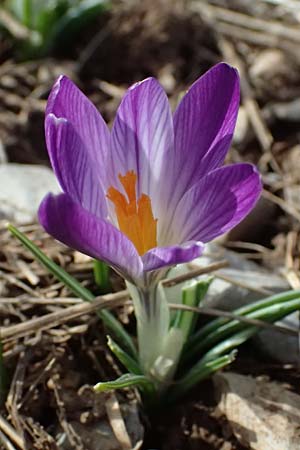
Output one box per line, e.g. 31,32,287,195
1,1,300,449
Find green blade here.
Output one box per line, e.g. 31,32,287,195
184,296,300,363
93,259,111,293
173,278,212,342
107,336,142,375
199,326,258,364
8,224,137,359
168,351,236,402
44,0,109,53
94,373,155,396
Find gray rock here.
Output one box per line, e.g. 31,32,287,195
214,372,300,450
56,402,143,450
232,106,250,146
0,163,60,224
165,243,299,363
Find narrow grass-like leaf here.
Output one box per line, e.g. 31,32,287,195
168,352,236,402
200,326,258,364
44,0,109,53
23,0,32,28
173,278,212,342
8,224,137,359
175,298,300,398
184,296,300,363
93,260,111,293
94,373,155,396
107,336,142,375
185,291,300,354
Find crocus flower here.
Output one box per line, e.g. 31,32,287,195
39,63,261,289
39,63,262,379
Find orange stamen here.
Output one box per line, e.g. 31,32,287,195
107,171,157,255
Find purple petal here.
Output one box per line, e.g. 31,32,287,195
38,193,143,282
174,163,262,243
46,76,110,213
142,242,204,272
45,115,107,217
170,63,240,204
110,77,174,201
46,76,110,163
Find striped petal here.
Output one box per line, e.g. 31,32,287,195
142,241,204,272
110,78,174,217
45,115,107,217
46,76,110,216
38,193,142,282
170,63,240,206
174,163,262,243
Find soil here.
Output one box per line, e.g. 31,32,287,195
1,0,300,449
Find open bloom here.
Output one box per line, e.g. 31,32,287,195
39,63,261,288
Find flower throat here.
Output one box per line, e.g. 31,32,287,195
107,171,157,255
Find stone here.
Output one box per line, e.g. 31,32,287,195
0,163,60,224
56,402,143,450
214,372,300,450
232,106,250,146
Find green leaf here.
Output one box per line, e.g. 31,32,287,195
167,351,236,402
184,290,300,363
3,0,109,59
93,260,111,293
174,296,300,399
173,278,212,342
23,0,32,28
94,373,155,396
43,0,110,53
8,224,137,359
199,326,258,364
107,336,142,375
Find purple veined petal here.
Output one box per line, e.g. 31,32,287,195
169,63,240,207
110,77,174,201
142,241,204,272
46,76,111,191
38,193,143,282
110,77,177,243
45,115,107,217
174,163,262,244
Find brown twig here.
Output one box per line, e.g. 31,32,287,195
0,260,227,342
1,288,299,342
262,189,300,222
217,40,275,155
161,260,228,287
105,394,132,450
215,22,300,58
170,304,299,337
196,3,300,43
194,4,283,174
0,416,23,450
0,292,130,342
48,377,84,449
1,254,297,341
5,354,26,448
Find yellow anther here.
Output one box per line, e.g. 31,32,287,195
107,171,157,255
